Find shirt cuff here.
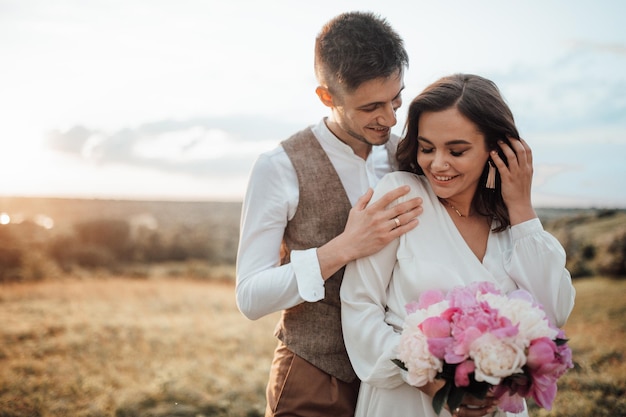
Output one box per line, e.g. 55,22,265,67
510,217,543,241
291,248,325,302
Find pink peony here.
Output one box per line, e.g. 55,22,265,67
420,316,454,358
420,316,451,338
394,281,572,415
454,360,475,387
527,337,557,369
525,336,573,409
528,372,558,410
417,289,446,309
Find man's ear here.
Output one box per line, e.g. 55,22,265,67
315,86,334,108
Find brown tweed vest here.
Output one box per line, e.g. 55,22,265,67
276,126,356,383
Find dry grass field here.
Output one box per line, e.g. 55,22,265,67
0,274,279,417
0,274,624,417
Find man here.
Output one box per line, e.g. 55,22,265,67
236,11,423,417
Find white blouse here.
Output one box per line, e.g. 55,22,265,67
340,171,576,417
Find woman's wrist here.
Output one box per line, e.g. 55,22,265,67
508,204,536,226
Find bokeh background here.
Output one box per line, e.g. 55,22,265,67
1,2,625,416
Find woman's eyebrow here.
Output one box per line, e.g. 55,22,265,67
416,136,432,144
417,136,471,146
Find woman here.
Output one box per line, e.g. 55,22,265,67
340,74,576,417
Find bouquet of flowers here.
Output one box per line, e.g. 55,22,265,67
392,281,573,414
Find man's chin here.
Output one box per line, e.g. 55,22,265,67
368,133,391,146
348,129,390,146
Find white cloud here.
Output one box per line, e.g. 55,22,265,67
132,127,277,162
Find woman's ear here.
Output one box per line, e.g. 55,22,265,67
316,86,334,108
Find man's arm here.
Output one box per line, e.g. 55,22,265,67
235,151,304,320
236,152,423,320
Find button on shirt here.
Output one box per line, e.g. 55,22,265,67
235,118,399,320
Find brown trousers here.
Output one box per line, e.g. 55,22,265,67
265,342,360,417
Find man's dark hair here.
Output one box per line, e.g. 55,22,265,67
315,11,408,94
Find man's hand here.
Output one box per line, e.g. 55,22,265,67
317,185,422,279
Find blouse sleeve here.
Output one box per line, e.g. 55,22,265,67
504,218,576,327
340,174,409,389
236,150,324,321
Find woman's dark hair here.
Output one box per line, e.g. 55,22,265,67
314,11,409,94
396,73,520,231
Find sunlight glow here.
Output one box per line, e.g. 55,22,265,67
34,215,54,230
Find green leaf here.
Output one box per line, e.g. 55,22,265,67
439,362,457,380
447,385,465,412
464,379,491,399
391,359,407,371
555,338,569,346
432,379,452,415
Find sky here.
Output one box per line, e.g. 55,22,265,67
1,0,625,207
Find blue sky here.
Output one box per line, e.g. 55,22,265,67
1,0,625,207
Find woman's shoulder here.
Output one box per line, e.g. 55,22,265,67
373,172,432,203
377,171,429,192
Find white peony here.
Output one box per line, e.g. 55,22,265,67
470,332,526,385
397,313,443,387
479,293,558,346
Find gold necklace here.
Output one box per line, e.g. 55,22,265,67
440,198,465,217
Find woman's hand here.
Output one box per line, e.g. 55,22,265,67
447,392,498,417
418,381,498,417
491,137,537,225
451,393,498,417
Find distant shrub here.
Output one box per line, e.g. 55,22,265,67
597,231,626,278
0,245,22,269
568,258,594,279
0,225,62,282
581,243,596,261
0,200,242,280
18,250,61,282
72,244,117,268
132,228,168,262
75,219,131,261
48,234,123,272
545,211,626,280
47,234,80,271
596,209,617,218
0,226,23,282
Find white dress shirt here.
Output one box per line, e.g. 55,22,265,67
340,172,576,417
236,118,399,320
